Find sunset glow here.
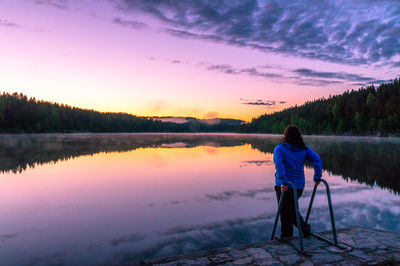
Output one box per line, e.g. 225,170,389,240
1,0,399,121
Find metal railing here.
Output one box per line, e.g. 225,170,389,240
305,179,338,246
270,178,351,254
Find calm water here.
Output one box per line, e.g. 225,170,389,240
0,133,399,265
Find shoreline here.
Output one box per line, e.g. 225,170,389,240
0,132,400,138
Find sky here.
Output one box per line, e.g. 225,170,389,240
1,0,399,121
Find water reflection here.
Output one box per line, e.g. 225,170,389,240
1,134,400,193
0,133,247,174
250,136,400,194
0,133,399,265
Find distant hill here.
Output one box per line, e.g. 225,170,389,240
152,116,244,126
238,78,400,136
151,116,244,132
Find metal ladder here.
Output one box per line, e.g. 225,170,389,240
270,179,352,255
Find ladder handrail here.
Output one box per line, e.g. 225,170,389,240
270,182,304,251
305,178,338,244
270,178,343,254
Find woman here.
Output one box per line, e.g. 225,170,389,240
273,125,322,238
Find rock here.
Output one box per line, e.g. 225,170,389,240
232,256,253,265
230,249,247,260
245,248,272,260
154,257,211,266
190,257,212,265
392,253,400,262
265,243,297,255
135,227,400,266
253,260,283,266
280,253,302,264
338,233,357,246
357,239,378,249
299,259,314,266
210,253,232,264
325,245,348,253
244,247,282,265
349,250,373,262
366,255,394,265
336,261,362,266
311,253,342,264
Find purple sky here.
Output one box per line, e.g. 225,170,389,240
1,0,399,121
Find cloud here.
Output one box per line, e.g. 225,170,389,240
207,64,239,75
202,187,275,202
113,17,148,30
293,68,385,83
243,100,276,106
112,213,279,262
0,19,21,28
112,197,400,263
199,184,372,204
205,63,350,87
241,160,273,166
241,67,282,79
33,0,68,10
240,99,286,107
352,83,367,87
291,78,343,87
115,0,400,66
204,111,219,119
151,58,384,87
0,233,19,242
148,57,186,65
207,64,282,79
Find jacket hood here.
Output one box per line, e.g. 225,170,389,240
281,142,306,152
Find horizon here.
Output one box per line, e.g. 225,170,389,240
1,0,400,121
1,79,394,123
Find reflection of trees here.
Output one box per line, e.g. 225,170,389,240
2,134,399,195
0,134,248,174
249,137,400,194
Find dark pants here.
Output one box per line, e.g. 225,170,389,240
274,186,309,238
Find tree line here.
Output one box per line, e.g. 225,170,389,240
238,78,400,135
1,78,399,134
0,93,237,133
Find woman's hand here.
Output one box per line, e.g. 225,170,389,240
280,185,288,192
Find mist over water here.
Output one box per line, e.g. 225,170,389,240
0,133,399,265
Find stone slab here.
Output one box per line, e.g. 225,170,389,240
122,227,400,265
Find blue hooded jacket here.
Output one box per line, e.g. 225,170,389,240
273,142,322,189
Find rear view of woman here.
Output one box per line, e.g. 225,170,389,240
273,125,322,238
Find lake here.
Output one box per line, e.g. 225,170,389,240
0,133,399,265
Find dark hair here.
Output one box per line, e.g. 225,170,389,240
280,125,306,149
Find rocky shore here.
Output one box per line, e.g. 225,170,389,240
123,226,400,265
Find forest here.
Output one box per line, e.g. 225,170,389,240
0,93,237,133
238,78,400,135
1,78,399,134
